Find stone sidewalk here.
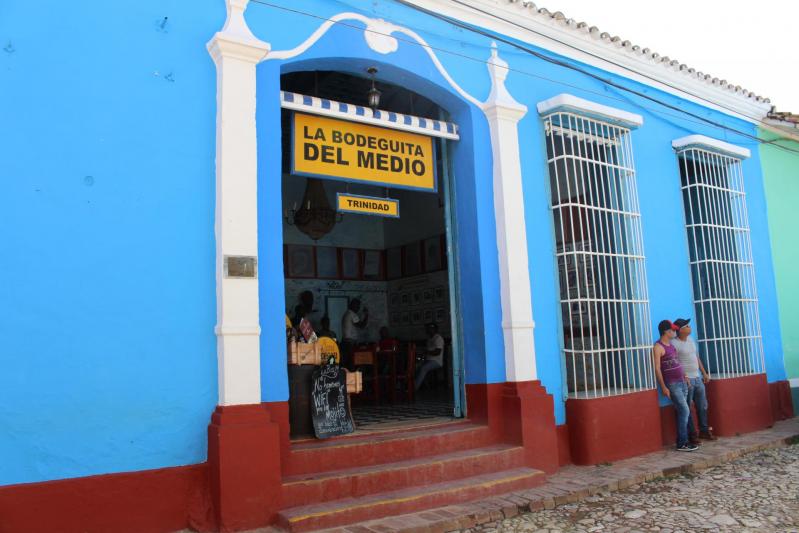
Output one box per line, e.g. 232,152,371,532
317,417,799,533
472,444,799,532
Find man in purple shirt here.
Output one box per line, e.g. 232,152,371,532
653,319,697,452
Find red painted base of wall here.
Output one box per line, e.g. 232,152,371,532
262,401,291,474
465,382,505,435
0,464,212,533
566,390,662,465
465,381,559,473
556,425,571,466
208,404,282,532
502,381,560,473
769,380,794,421
0,403,286,533
705,374,773,437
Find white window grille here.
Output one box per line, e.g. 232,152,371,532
543,112,654,398
676,147,765,378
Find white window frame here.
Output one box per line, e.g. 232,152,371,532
539,95,653,398
673,135,765,378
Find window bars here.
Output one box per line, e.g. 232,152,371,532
676,148,765,378
543,112,654,398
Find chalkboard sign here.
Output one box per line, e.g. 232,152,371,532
311,364,355,439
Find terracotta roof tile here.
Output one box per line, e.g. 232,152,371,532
502,0,771,105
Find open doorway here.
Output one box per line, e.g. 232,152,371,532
280,70,463,437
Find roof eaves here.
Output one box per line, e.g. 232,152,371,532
405,0,773,121
499,0,770,106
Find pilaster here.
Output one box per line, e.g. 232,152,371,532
482,43,537,383
207,0,270,406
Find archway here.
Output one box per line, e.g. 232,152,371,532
255,54,500,438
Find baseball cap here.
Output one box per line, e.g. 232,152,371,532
657,319,678,336
673,318,691,329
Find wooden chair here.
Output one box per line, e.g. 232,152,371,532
352,344,380,404
376,339,397,401
392,342,416,404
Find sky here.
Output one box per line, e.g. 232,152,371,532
541,0,799,113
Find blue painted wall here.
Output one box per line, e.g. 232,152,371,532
247,0,787,421
0,0,223,485
0,0,786,485
482,20,787,415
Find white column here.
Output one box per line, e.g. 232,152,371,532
482,44,538,383
207,0,270,406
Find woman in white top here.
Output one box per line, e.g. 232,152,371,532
415,322,445,390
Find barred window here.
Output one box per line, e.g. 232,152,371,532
676,145,764,377
543,112,653,398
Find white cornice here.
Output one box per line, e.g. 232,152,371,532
672,135,751,159
207,33,270,63
537,93,643,128
404,0,772,124
206,0,269,63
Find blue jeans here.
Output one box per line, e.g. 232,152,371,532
687,377,709,434
667,381,690,447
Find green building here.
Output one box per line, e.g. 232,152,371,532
760,116,799,411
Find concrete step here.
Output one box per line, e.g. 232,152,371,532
278,467,545,532
285,421,495,476
282,444,525,507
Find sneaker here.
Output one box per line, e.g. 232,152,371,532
676,443,699,452
689,434,701,446
699,430,717,441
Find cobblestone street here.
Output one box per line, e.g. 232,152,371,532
468,444,799,533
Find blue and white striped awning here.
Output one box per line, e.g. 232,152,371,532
280,91,459,140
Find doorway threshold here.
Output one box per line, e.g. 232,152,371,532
291,393,460,444
289,416,464,446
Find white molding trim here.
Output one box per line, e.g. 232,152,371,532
207,0,267,406
537,93,643,128
264,12,483,109
672,134,751,159
207,0,269,63
403,0,772,123
484,44,538,383
215,324,262,336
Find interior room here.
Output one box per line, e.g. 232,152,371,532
281,71,458,435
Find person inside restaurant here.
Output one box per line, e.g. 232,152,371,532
318,315,338,341
341,298,369,370
414,322,445,390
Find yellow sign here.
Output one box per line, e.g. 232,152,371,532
292,113,436,191
318,336,340,364
337,193,400,218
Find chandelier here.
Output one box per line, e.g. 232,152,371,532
284,178,343,241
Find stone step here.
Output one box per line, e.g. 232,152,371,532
285,422,495,476
277,467,545,532
282,444,525,507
